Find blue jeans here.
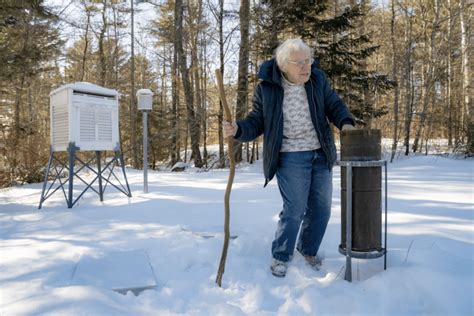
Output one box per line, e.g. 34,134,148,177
272,149,332,262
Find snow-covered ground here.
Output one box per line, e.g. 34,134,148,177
0,155,473,315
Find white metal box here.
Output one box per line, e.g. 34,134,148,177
136,89,153,111
50,82,120,151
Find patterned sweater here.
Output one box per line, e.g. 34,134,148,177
280,76,321,152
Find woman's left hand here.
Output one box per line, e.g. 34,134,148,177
342,124,356,131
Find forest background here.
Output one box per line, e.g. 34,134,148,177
0,0,472,188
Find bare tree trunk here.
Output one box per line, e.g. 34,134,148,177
130,0,138,168
412,63,426,153
112,4,120,88
250,141,255,163
192,50,202,160
98,1,108,87
218,0,225,168
403,8,415,156
390,0,400,163
252,17,262,164
460,0,473,153
171,43,180,165
190,0,204,165
421,81,436,155
447,0,453,149
200,32,208,166
184,125,188,163
424,114,434,155
175,0,202,167
80,1,91,82
256,141,259,160
412,66,424,153
234,0,250,163
403,78,415,156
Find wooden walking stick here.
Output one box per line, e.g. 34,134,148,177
215,69,235,287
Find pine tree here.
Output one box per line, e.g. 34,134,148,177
0,0,63,186
0,1,62,83
256,0,395,125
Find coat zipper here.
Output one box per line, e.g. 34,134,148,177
309,80,331,168
266,88,283,183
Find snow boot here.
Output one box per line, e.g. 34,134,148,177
303,255,322,271
270,258,287,277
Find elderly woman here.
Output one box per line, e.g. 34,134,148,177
224,38,355,277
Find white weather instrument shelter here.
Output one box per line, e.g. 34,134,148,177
39,82,131,209
50,82,120,151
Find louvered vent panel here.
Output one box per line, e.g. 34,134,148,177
97,111,113,142
80,107,96,142
52,105,68,146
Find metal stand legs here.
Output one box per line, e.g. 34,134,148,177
337,160,388,282
345,164,353,282
38,144,132,209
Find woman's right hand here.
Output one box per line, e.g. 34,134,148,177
223,121,238,138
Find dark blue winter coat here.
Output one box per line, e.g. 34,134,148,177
234,58,354,186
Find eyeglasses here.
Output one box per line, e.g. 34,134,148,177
288,58,314,67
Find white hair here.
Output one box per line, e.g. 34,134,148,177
275,38,312,69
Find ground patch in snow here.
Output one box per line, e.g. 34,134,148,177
71,249,157,295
